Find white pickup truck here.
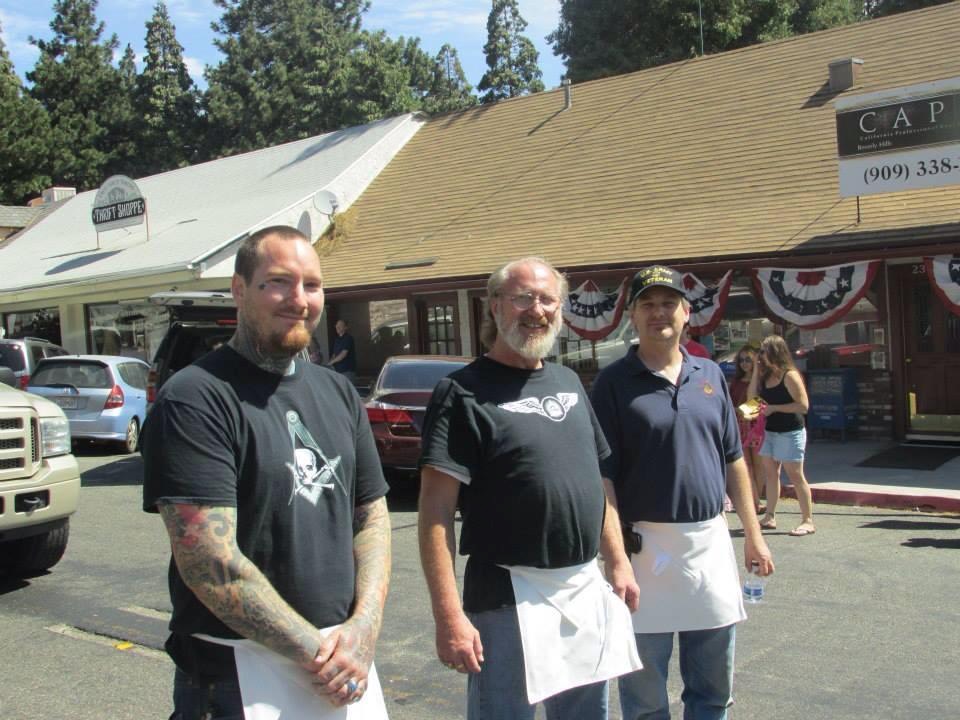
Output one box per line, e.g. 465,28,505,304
0,367,81,574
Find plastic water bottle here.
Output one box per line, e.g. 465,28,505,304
743,561,765,604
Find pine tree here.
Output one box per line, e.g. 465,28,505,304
107,43,140,177
423,44,477,114
549,0,866,83
342,32,433,125
865,0,952,17
204,0,369,156
135,2,200,174
477,0,544,103
0,26,52,204
27,0,126,190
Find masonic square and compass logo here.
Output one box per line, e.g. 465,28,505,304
285,410,346,506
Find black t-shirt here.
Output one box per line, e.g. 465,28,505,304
419,356,610,612
142,346,388,679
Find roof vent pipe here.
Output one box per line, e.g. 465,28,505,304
562,78,572,110
828,57,863,93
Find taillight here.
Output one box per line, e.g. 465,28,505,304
19,374,30,389
146,368,157,403
105,384,125,409
366,406,414,425
366,405,419,437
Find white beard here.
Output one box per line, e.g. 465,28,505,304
496,309,562,361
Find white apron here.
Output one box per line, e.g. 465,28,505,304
196,626,389,720
629,514,746,633
502,558,643,704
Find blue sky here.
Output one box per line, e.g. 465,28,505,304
0,0,566,92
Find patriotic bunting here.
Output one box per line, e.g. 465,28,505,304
750,260,880,329
563,277,629,340
925,255,960,317
684,270,734,335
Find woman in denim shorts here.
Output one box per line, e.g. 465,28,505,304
748,335,816,537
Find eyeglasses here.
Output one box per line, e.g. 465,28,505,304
501,292,561,312
739,357,753,364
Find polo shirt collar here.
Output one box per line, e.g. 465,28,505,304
623,344,704,379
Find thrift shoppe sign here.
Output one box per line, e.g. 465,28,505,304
91,175,146,232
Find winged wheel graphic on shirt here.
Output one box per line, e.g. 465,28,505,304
498,393,579,422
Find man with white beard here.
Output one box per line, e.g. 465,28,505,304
418,257,642,720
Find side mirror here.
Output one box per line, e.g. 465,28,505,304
0,366,16,387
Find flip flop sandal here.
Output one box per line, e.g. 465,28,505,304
759,517,777,530
789,526,816,536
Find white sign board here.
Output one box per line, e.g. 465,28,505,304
838,143,960,197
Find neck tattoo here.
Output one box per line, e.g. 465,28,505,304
229,324,296,376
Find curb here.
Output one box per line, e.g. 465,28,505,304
781,484,960,514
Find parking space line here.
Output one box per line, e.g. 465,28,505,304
46,623,170,662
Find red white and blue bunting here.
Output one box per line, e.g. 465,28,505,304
684,270,733,335
563,277,629,340
750,260,880,329
925,255,960,317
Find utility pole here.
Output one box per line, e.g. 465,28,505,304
698,0,705,56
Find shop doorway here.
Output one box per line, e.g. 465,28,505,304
414,294,461,356
894,264,960,437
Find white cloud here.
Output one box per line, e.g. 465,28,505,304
183,54,204,81
0,7,45,76
165,0,219,27
519,0,560,38
367,0,488,34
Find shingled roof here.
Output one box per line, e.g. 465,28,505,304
0,205,43,230
323,4,960,291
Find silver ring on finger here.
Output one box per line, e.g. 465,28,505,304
346,678,359,695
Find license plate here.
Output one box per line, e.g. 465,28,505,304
55,397,78,409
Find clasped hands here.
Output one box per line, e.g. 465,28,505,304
303,621,373,707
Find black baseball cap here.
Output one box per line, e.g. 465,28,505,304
628,265,687,304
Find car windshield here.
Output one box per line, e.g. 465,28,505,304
31,361,112,389
379,360,466,391
0,343,26,371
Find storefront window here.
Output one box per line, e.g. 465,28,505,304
3,308,62,344
86,302,170,362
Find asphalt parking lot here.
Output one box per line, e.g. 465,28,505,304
0,451,956,719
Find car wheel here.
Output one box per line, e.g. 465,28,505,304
2,521,70,575
121,418,140,454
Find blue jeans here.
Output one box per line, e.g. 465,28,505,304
619,625,736,720
467,605,608,720
170,667,244,720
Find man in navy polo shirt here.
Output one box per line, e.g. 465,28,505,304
591,265,774,720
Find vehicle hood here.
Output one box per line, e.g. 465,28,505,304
0,384,67,418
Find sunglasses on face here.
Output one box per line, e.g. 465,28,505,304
739,356,753,363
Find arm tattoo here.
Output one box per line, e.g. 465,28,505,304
159,503,320,664
348,497,391,663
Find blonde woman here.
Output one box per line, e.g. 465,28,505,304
748,335,816,536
